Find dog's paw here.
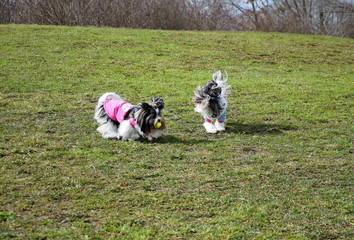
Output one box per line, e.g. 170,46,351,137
215,121,225,131
102,133,120,139
203,122,217,134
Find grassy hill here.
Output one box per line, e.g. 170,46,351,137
0,24,353,239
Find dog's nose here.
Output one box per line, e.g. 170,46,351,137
157,119,161,122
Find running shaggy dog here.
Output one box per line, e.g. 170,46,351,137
193,71,230,133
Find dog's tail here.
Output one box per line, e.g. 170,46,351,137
212,70,230,97
97,92,122,104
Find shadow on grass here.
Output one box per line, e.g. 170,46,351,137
152,135,211,144
104,135,210,144
226,121,297,135
135,122,297,144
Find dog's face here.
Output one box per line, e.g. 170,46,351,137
135,98,166,136
193,81,221,103
203,80,221,98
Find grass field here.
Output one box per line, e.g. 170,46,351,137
0,24,353,239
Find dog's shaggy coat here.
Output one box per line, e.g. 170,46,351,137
94,92,165,140
193,71,230,133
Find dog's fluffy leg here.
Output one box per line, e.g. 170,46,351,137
149,130,163,140
203,121,217,133
118,120,139,141
97,123,120,139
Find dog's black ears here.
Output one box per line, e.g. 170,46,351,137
139,102,152,110
151,97,164,110
138,98,164,110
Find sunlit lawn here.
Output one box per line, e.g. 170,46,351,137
0,24,353,239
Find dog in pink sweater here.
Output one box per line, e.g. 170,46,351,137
94,92,165,141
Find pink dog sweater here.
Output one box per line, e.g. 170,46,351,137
104,99,135,127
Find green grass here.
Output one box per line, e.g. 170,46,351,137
0,24,353,239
